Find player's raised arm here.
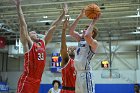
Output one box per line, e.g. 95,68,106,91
14,0,32,52
84,14,100,52
69,9,84,42
60,17,69,67
51,3,68,27
44,3,68,47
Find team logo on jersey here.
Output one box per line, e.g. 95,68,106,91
79,43,85,47
78,41,86,47
35,42,45,52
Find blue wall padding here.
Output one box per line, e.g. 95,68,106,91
95,84,134,93
39,84,135,93
39,84,53,93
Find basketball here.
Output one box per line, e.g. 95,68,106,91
84,3,101,19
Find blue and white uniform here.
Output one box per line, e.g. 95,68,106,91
74,38,95,93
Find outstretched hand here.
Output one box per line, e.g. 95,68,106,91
78,9,85,18
63,3,68,15
93,13,101,21
13,0,21,7
63,17,69,30
93,13,101,24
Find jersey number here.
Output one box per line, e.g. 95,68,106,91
38,53,44,60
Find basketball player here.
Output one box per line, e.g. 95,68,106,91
13,0,68,93
60,17,76,93
69,9,100,93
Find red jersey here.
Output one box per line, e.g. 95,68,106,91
17,40,46,93
23,39,46,79
61,58,76,88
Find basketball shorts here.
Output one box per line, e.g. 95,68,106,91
75,71,95,93
60,89,75,93
17,77,40,93
60,86,75,93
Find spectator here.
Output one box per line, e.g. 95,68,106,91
48,80,61,93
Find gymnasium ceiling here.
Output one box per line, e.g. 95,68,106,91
0,0,140,45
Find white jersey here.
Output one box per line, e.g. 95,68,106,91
74,39,95,71
74,39,95,93
49,88,61,93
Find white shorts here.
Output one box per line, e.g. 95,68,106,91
75,71,95,93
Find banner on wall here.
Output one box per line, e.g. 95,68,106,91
50,53,62,73
0,82,9,91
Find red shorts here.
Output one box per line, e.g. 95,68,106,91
17,76,40,93
60,89,75,93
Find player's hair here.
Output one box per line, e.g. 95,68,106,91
85,25,98,39
69,52,75,60
68,46,75,60
92,26,98,39
52,80,61,87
